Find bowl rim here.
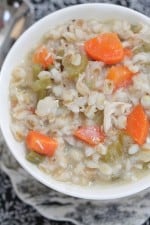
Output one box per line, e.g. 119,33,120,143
0,3,150,200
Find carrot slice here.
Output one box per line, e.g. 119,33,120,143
74,126,105,146
26,131,58,156
84,33,124,64
126,104,149,145
33,46,54,69
107,65,135,90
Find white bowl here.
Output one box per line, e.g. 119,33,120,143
0,3,150,200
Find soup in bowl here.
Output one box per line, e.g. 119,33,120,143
1,3,150,199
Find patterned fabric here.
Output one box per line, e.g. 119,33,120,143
0,0,150,225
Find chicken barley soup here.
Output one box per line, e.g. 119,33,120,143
10,19,150,185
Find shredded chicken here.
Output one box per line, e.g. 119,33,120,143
104,101,131,132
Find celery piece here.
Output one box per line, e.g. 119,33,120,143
32,64,42,79
103,140,123,163
131,24,142,33
26,151,45,164
62,53,88,77
134,42,150,54
31,78,51,92
57,48,65,57
37,89,47,100
94,110,104,125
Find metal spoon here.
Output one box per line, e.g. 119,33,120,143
0,0,34,68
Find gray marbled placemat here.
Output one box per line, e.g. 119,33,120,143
29,0,150,21
1,0,150,225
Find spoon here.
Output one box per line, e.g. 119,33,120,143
0,0,34,68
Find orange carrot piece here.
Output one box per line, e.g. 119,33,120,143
126,104,149,145
124,48,132,58
26,131,58,156
33,46,54,69
84,33,124,64
107,65,135,90
74,126,105,146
